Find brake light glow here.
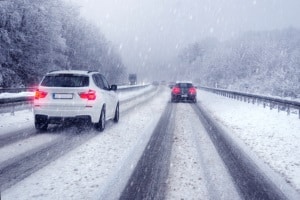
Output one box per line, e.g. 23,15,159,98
172,87,181,95
188,87,197,95
79,90,96,100
35,89,48,99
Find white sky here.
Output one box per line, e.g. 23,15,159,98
68,0,300,74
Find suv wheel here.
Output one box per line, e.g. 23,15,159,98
113,103,119,123
95,107,106,131
35,115,48,131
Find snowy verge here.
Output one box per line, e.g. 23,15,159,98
0,134,61,170
0,92,34,99
0,109,33,137
198,89,300,196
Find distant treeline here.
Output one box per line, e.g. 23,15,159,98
178,28,300,98
0,0,126,87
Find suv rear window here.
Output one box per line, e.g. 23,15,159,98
41,74,89,87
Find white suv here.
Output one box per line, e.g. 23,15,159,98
33,70,119,131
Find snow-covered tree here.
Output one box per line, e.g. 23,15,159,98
178,28,300,98
0,0,126,87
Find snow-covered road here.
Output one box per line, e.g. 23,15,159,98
0,86,300,199
166,103,240,200
1,86,167,199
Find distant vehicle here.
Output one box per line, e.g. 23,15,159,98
129,74,137,85
33,70,119,131
171,81,197,103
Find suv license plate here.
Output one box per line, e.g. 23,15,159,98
181,94,188,97
53,93,73,99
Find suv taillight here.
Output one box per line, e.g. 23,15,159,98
79,90,96,100
188,87,196,95
35,89,48,99
172,87,181,94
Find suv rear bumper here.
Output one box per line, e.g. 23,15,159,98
35,114,92,124
34,107,100,123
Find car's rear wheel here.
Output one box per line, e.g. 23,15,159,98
113,103,119,123
95,107,105,131
35,115,48,131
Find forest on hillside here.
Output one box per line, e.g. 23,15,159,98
178,28,300,98
0,0,126,88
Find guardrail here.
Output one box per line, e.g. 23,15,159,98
199,86,300,119
0,84,152,114
0,87,36,93
117,84,150,91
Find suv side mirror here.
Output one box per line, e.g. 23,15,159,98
110,84,117,91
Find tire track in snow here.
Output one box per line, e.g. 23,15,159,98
192,103,297,199
120,101,175,200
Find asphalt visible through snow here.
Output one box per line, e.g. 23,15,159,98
193,103,289,200
120,101,293,200
120,102,176,200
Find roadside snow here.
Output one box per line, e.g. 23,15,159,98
198,89,300,192
0,109,33,137
0,92,34,99
0,134,61,165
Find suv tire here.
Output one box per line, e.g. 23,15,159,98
95,107,105,131
35,115,48,131
113,103,119,123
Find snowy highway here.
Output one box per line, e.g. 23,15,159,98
2,0,300,199
1,85,300,200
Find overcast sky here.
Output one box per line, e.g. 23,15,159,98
69,0,300,76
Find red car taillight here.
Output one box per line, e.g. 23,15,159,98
172,87,181,95
188,87,197,95
35,89,48,99
79,90,96,100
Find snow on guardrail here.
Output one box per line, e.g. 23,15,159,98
198,86,300,119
